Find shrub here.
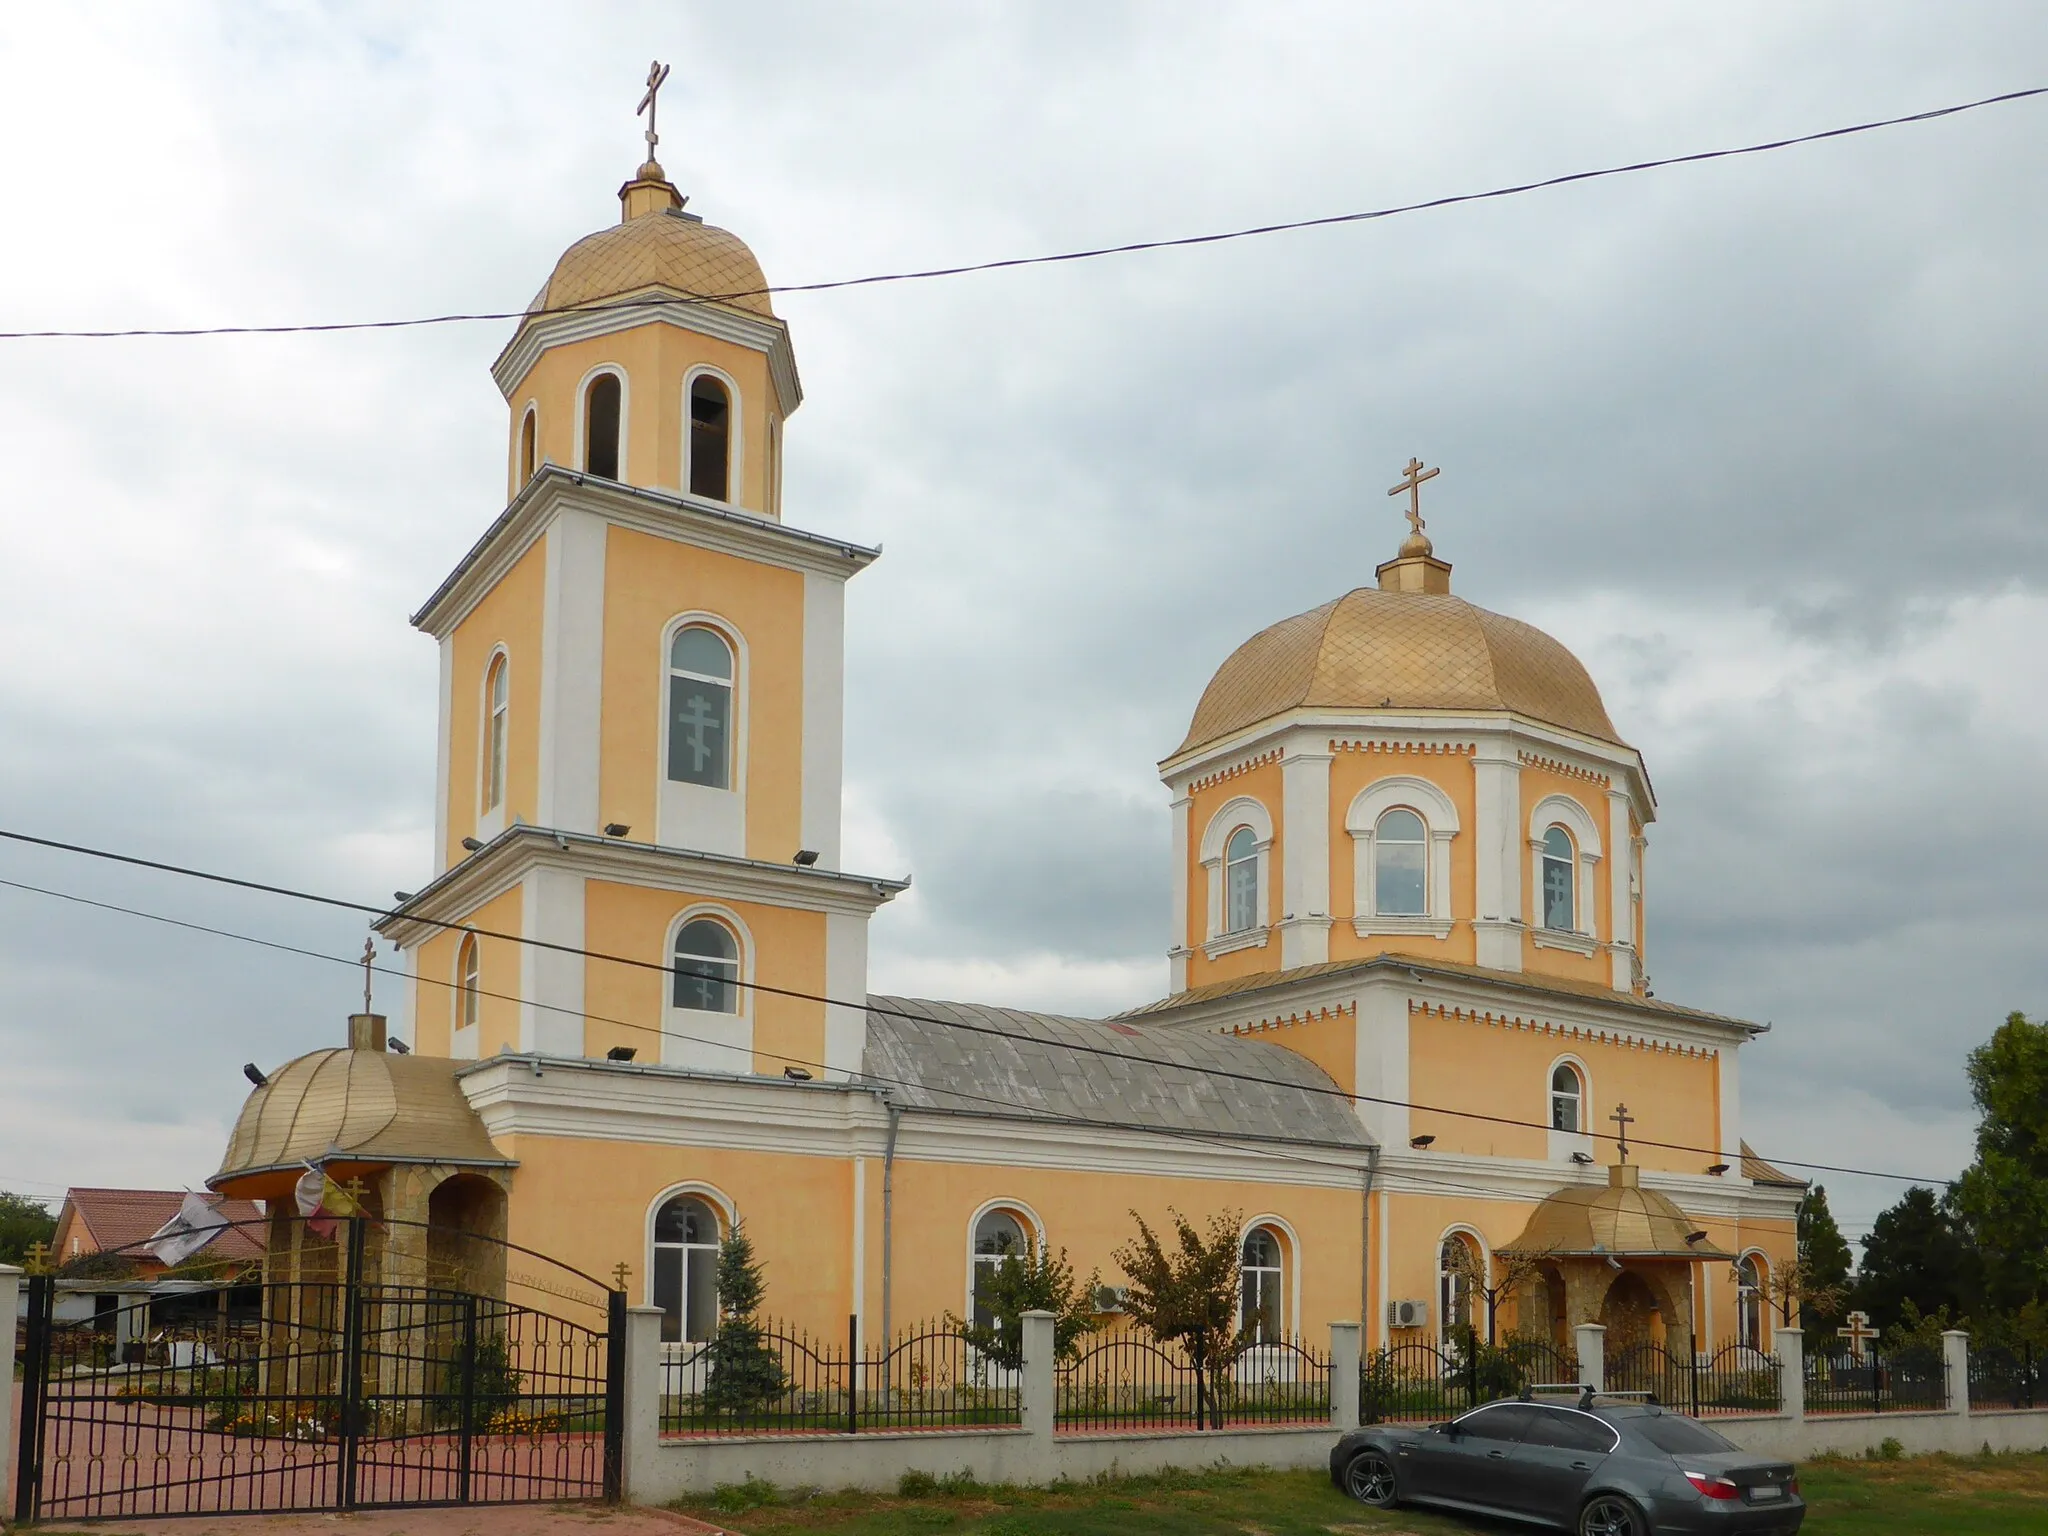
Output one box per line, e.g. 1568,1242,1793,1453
711,1476,778,1513
898,1470,939,1497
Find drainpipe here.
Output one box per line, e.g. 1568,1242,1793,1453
1361,1145,1380,1344
880,1100,903,1348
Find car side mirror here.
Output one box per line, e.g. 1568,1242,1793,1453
1432,1420,1457,1437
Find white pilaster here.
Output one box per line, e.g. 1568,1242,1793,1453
1717,1046,1743,1171
1472,741,1523,970
519,866,587,1056
1606,788,1634,990
536,510,608,834
851,1155,867,1333
823,911,869,1079
799,571,846,868
433,635,454,874
1168,791,1191,992
1278,738,1333,967
1354,984,1410,1148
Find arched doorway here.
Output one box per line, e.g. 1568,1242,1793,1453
1599,1270,1663,1346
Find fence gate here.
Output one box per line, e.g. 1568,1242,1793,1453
13,1216,624,1522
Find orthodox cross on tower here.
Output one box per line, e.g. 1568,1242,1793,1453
1387,456,1440,539
1838,1309,1878,1362
637,60,672,161
1609,1101,1635,1164
360,938,376,1016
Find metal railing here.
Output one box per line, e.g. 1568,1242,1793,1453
1968,1343,2041,1411
1055,1332,1330,1433
1805,1345,1948,1414
1359,1335,1579,1424
1606,1339,1782,1418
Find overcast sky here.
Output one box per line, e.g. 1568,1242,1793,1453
2,3,2044,1244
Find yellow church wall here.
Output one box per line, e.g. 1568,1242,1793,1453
1377,1188,1539,1340
1405,1009,1720,1172
594,523,807,863
1238,1012,1358,1097
411,924,461,1058
505,324,780,513
1324,746,1478,967
1517,763,1613,988
581,878,827,1073
443,538,549,867
1183,758,1285,987
462,886,527,1058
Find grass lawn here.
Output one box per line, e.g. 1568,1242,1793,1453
670,1452,2048,1535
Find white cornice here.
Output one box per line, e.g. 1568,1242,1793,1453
374,825,906,946
1375,1148,1803,1224
412,468,878,638
491,290,802,419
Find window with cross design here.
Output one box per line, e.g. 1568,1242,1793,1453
667,626,733,789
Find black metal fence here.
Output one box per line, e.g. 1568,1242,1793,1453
659,1318,1022,1437
1606,1339,1782,1418
1804,1345,1948,1414
1358,1335,1579,1424
1968,1343,2041,1411
1055,1334,1330,1433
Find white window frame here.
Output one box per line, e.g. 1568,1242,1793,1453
573,363,630,483
452,931,481,1060
662,905,754,1073
682,364,743,507
646,1183,735,1381
1235,1213,1302,1361
658,614,748,854
964,1199,1044,1334
1347,776,1459,939
1199,796,1273,957
1437,1226,1489,1344
1528,794,1602,952
1735,1249,1769,1353
477,647,510,839
1546,1054,1593,1162
512,401,540,496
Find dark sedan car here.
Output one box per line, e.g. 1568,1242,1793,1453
1330,1391,1802,1535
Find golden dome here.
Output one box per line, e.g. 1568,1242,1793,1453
212,1048,510,1185
1176,586,1624,756
534,185,775,321
1501,1165,1731,1260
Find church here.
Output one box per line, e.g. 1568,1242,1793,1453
209,110,1803,1366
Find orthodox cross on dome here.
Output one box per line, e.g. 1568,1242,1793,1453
1609,1101,1635,1164
1387,456,1440,539
1838,1309,1878,1362
637,60,672,162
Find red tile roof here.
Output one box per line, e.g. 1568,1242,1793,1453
60,1188,266,1263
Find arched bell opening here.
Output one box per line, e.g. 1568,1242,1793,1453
427,1173,510,1300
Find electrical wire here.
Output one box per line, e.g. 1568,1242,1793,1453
1,86,2040,342
0,828,1946,1188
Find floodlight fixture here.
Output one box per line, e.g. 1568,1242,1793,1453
1409,1133,1436,1150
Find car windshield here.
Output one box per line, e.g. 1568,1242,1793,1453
1632,1414,1739,1455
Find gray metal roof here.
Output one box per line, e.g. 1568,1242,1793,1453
860,996,1372,1150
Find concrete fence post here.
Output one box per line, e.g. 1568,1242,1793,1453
1,1264,20,1519
1775,1328,1805,1422
1020,1310,1056,1480
1942,1329,1971,1420
620,1304,664,1503
1574,1322,1605,1394
1330,1321,1361,1429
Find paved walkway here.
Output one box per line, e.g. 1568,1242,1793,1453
36,1507,739,1536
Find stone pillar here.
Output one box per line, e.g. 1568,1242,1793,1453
1020,1310,1057,1479
1575,1322,1606,1394
1943,1329,1971,1419
620,1305,665,1503
1775,1328,1804,1422
1,1264,20,1518
1330,1321,1361,1428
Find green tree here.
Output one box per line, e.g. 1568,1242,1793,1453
1952,1012,2048,1312
952,1244,1102,1369
0,1191,56,1265
1797,1185,1854,1336
702,1223,787,1417
1112,1208,1253,1430
1852,1185,1980,1331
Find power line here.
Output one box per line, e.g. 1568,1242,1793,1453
0,825,1948,1187
2,86,2041,343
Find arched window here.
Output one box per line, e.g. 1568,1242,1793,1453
1374,808,1428,916
1240,1227,1284,1344
518,408,537,488
1540,825,1576,931
1439,1233,1480,1337
1224,826,1259,933
688,375,731,500
672,919,739,1014
667,626,734,790
482,653,508,811
1736,1255,1765,1351
652,1195,721,1344
584,373,621,479
1550,1063,1584,1134
456,934,480,1034
971,1209,1029,1335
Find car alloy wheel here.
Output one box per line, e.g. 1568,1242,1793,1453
1343,1450,1399,1507
1578,1493,1644,1536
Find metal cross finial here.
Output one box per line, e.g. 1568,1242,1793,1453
1610,1101,1635,1163
1387,457,1440,539
360,938,375,1016
611,1261,631,1291
637,60,672,160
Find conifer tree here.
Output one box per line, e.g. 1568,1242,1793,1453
702,1222,787,1417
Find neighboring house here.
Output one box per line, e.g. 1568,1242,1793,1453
51,1187,265,1279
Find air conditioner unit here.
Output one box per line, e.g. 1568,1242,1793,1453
1387,1298,1430,1330
1091,1284,1131,1314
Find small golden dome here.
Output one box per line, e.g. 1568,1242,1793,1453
534,176,775,322
1502,1165,1731,1260
212,1048,510,1185
1176,586,1624,756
